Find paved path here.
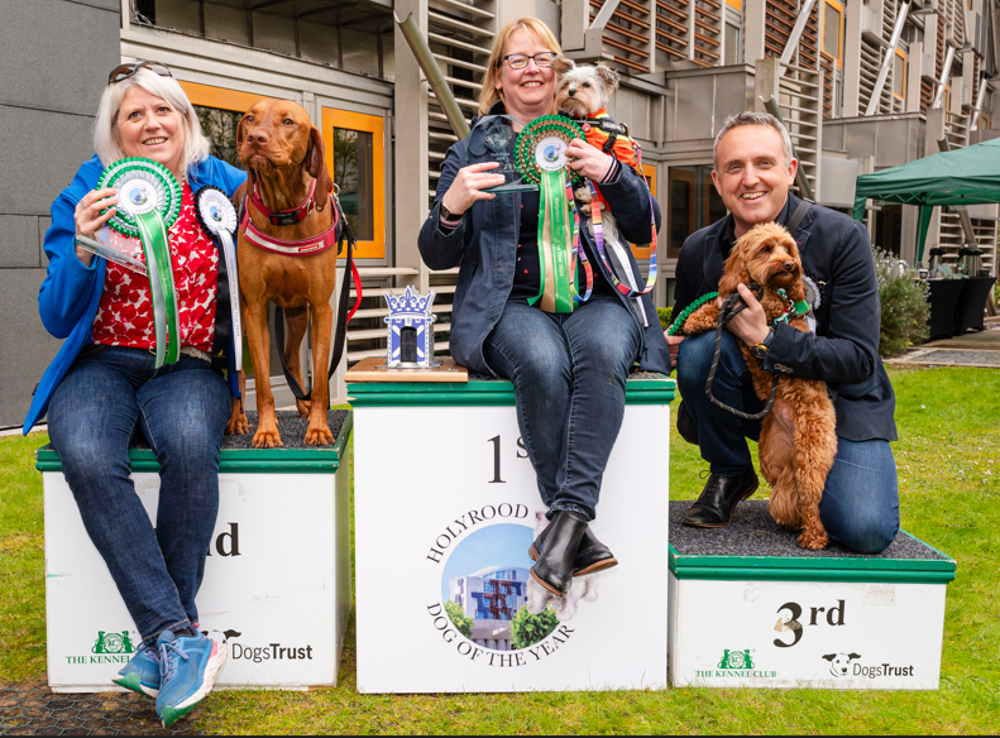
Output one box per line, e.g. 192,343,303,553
886,317,1000,369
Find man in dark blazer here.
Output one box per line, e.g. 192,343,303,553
667,112,899,554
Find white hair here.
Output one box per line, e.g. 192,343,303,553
93,67,210,177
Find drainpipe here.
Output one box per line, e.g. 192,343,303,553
970,73,988,130
394,12,470,139
865,0,912,116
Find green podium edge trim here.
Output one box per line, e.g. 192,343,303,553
347,377,676,407
36,411,353,474
668,537,956,584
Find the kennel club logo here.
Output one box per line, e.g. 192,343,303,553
425,505,579,667
822,652,916,679
65,630,137,666
695,650,777,679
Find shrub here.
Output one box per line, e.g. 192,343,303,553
657,306,672,330
872,247,930,357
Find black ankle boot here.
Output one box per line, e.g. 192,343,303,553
530,511,588,596
682,468,759,527
530,523,617,576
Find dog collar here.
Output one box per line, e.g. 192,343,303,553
240,202,340,257
773,288,811,326
249,178,317,227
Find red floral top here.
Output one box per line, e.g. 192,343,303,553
92,182,218,354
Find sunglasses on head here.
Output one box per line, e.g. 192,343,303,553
108,61,173,86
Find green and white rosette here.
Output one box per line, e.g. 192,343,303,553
98,157,182,368
194,185,242,372
514,115,585,314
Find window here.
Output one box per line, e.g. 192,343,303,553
822,0,844,67
667,166,726,259
322,108,386,259
726,0,742,9
724,22,742,65
893,49,907,100
179,82,269,170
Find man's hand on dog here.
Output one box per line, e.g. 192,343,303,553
74,187,119,266
721,283,770,346
441,161,506,216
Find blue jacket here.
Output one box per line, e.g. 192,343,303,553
672,192,897,442
23,154,247,434
417,106,671,376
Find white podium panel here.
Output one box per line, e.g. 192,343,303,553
667,502,956,690
38,416,352,693
350,379,675,694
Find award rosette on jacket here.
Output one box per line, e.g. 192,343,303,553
514,116,585,314
194,185,242,371
97,157,182,367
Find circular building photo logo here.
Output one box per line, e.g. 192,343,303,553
440,523,558,652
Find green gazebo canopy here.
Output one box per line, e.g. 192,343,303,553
851,136,1000,263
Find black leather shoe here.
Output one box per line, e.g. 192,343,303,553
529,523,618,576
682,468,759,527
530,511,588,596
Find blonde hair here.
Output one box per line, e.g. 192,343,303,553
93,67,210,178
477,18,563,115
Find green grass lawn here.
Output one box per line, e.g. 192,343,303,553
1,366,998,734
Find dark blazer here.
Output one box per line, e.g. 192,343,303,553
672,192,898,442
418,103,671,377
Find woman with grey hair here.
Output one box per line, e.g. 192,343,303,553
23,61,246,727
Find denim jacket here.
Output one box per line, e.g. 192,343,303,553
417,105,670,377
23,155,247,434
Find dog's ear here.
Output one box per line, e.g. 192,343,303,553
822,654,836,661
848,653,862,660
719,243,749,297
595,63,620,91
306,126,334,212
236,108,254,153
551,56,575,76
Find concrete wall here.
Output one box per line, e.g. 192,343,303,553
0,0,121,429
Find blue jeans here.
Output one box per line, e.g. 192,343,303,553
677,330,900,553
47,345,231,647
483,293,641,521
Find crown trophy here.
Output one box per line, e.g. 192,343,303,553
382,286,440,369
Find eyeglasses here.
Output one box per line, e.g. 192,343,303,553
499,52,557,70
108,61,173,86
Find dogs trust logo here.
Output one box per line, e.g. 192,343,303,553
823,652,861,677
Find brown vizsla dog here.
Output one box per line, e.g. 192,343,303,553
679,222,837,550
226,99,338,447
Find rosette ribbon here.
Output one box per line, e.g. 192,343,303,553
97,158,182,368
195,186,242,371
514,116,586,314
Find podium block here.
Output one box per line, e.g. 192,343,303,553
39,411,352,693
350,376,674,693
668,501,956,689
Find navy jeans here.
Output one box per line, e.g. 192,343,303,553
47,345,231,647
677,330,900,553
483,292,641,521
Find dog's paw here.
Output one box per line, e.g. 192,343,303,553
252,428,284,448
226,415,249,436
295,398,311,418
526,577,555,615
304,425,334,446
798,529,829,550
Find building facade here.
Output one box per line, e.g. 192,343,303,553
3,0,998,427
449,565,530,651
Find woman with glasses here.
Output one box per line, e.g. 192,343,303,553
23,61,246,727
418,18,669,598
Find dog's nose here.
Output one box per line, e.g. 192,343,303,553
783,261,795,272
247,128,269,146
568,89,576,96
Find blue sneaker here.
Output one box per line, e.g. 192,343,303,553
112,642,160,698
154,630,227,728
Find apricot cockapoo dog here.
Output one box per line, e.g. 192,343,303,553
680,222,837,550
